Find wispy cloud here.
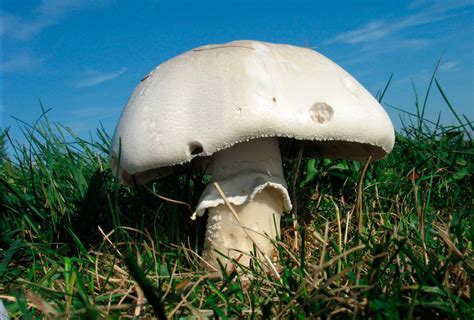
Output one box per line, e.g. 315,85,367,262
75,68,128,88
65,106,120,135
38,0,92,16
0,13,53,40
325,1,472,46
1,0,109,40
408,0,429,10
439,61,460,72
69,107,120,118
0,53,45,72
327,12,448,46
358,38,430,56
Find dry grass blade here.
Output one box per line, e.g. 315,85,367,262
316,222,330,283
356,156,372,236
277,243,367,317
26,291,59,317
168,275,207,318
312,244,366,281
436,227,464,259
344,207,354,247
320,251,388,291
144,183,193,213
409,169,429,264
97,226,123,257
328,197,343,273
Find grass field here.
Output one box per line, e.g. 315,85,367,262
0,77,472,318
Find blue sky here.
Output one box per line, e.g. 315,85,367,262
1,0,473,143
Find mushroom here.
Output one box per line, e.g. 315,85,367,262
110,40,395,270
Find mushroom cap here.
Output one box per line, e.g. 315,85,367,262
110,40,395,183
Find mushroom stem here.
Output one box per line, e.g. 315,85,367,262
199,138,290,269
202,187,282,268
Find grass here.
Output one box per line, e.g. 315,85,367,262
0,79,472,319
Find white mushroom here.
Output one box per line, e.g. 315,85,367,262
110,40,395,270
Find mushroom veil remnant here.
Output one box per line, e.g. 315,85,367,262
110,40,395,270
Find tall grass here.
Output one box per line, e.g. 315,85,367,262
0,81,472,318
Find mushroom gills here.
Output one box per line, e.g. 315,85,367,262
197,138,292,269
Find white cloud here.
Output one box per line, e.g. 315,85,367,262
75,68,128,88
1,0,109,40
326,1,471,46
65,106,120,135
0,53,45,72
358,38,430,55
38,0,91,16
327,12,449,46
69,106,119,118
439,61,459,72
408,0,429,10
0,13,53,40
